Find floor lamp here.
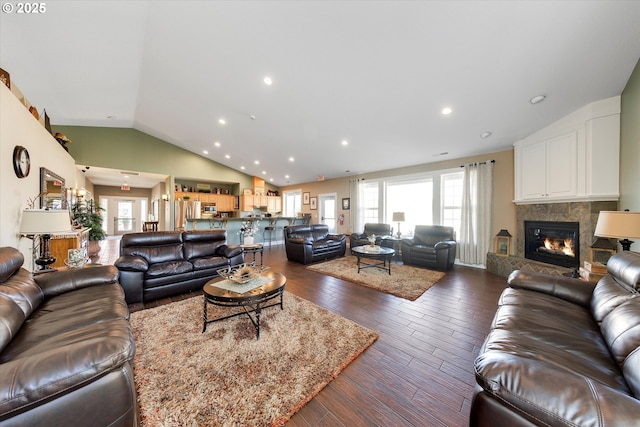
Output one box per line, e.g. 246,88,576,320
594,211,640,251
20,209,73,272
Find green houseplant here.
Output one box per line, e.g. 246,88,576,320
71,199,106,257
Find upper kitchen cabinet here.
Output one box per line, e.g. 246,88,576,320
514,96,620,204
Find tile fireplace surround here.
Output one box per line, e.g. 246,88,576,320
487,201,618,277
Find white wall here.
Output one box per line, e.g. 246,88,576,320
0,84,81,264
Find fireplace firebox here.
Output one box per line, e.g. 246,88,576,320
524,220,580,268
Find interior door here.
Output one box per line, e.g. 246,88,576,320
319,193,337,233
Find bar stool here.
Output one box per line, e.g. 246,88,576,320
263,218,278,248
209,219,227,229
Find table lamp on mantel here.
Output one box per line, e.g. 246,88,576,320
594,210,640,251
20,209,73,272
392,212,405,238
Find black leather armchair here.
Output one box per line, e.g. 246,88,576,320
400,225,456,271
349,223,393,251
284,224,346,264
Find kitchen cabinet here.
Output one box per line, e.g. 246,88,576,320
514,97,620,204
240,194,254,211
517,131,577,201
268,196,282,212
175,192,236,212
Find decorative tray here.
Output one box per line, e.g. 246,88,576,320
217,263,270,284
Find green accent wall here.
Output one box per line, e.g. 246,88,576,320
52,125,256,192
620,58,640,211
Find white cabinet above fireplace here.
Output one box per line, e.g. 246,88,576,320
514,96,620,205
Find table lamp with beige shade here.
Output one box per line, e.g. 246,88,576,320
594,210,640,251
20,209,73,272
392,212,405,238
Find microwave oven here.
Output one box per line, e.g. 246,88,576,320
202,204,217,213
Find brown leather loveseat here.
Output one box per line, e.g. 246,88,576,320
0,247,137,426
471,251,640,426
284,224,346,264
115,229,244,304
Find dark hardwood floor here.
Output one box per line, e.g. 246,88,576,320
100,238,507,426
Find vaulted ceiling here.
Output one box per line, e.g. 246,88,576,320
2,1,639,187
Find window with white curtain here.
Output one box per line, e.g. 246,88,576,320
283,190,301,217
360,182,380,224
385,178,433,236
355,169,463,237
441,172,464,239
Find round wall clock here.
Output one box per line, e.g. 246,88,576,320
12,145,30,178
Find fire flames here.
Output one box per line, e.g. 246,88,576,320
543,237,575,257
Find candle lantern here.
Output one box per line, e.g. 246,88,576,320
495,229,512,257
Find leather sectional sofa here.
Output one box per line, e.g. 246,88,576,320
400,225,457,271
284,224,346,264
0,247,137,426
349,223,393,251
115,229,244,304
471,251,640,426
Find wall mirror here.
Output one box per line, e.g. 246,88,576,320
40,167,66,209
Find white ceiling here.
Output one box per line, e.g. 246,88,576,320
2,1,640,188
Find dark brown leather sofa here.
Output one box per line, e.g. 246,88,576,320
471,251,640,426
349,223,393,251
284,224,346,264
0,247,137,426
115,229,243,304
400,225,457,271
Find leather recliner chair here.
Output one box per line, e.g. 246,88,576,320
349,223,393,251
400,225,457,271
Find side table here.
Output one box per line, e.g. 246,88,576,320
381,237,403,261
238,244,264,266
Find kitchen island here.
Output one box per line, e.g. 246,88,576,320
184,216,309,245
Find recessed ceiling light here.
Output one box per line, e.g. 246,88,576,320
442,107,452,115
203,150,209,155
254,160,260,165
342,140,348,146
219,118,226,125
225,154,230,159
123,175,129,179
285,175,290,179
289,157,295,162
214,141,221,147
264,76,273,85
530,95,546,104
480,132,492,139
262,171,267,175
241,166,246,170
269,178,274,182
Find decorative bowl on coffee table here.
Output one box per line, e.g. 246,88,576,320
217,263,270,283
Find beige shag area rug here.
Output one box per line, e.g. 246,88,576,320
130,292,378,426
307,256,446,300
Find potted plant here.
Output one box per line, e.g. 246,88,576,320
71,199,106,257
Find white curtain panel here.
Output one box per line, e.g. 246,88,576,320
459,162,494,265
350,178,362,234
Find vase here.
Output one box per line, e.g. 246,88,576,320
244,235,254,245
88,240,101,258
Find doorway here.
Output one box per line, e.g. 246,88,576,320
319,193,337,233
101,196,148,235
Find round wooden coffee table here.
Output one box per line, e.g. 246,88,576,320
351,245,395,275
202,271,286,339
